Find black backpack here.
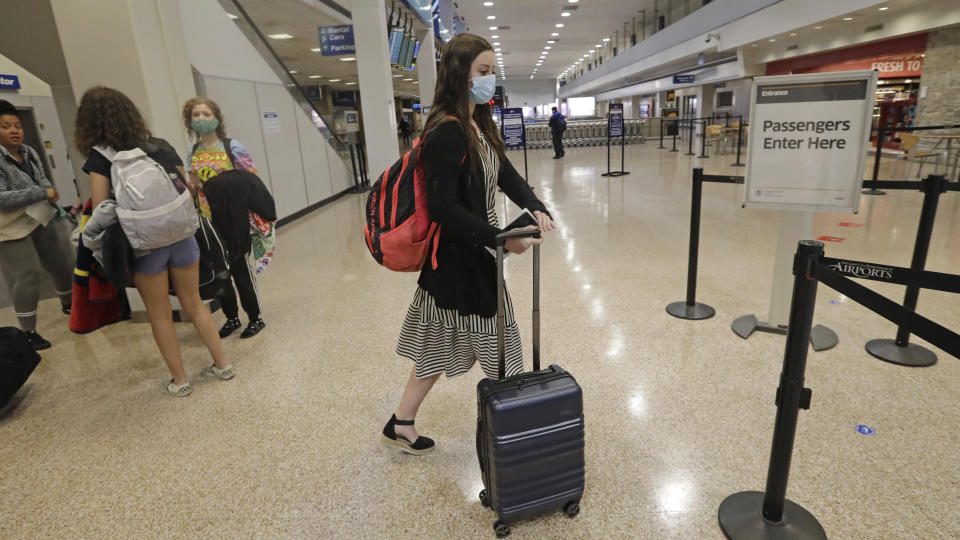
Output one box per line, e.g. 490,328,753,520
0,327,41,409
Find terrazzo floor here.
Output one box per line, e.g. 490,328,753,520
2,142,958,539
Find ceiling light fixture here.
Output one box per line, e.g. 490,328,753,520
555,23,564,28
769,38,776,42
551,32,559,36
544,46,552,49
288,70,298,74
393,74,403,77
492,34,499,38
789,33,797,37
483,1,494,5
339,57,356,62
842,17,853,21
328,78,341,82
309,75,322,79
547,40,556,44
487,15,496,20
227,13,239,20
878,6,889,10
310,48,322,52
403,78,414,81
493,42,500,45
495,48,502,51
814,26,823,29
267,33,293,40
603,38,610,42
345,82,356,86
561,12,571,17
489,26,498,30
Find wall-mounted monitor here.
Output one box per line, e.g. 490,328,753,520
332,90,357,107
389,28,404,64
566,96,596,117
716,90,734,108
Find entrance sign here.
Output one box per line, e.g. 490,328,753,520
744,71,877,213
501,108,525,148
608,103,624,137
0,74,20,90
318,25,356,56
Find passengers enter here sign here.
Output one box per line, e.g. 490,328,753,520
743,71,877,213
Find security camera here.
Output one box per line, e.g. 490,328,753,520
705,33,720,44
705,36,712,43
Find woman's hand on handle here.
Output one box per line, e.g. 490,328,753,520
504,225,543,255
533,210,556,232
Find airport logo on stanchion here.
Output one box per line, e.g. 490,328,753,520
856,425,875,435
829,260,894,280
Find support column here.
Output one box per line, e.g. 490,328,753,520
352,0,400,175
49,0,196,151
417,29,437,111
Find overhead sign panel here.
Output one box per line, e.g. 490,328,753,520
319,25,356,56
0,74,21,90
743,71,878,213
673,74,695,84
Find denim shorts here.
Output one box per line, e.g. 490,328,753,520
135,236,200,275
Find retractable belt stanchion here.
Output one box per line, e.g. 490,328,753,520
720,238,960,539
731,117,745,167
671,121,679,152
658,119,666,149
863,125,887,196
685,120,697,156
865,174,952,367
698,121,710,159
348,143,366,194
666,168,716,320
719,240,827,540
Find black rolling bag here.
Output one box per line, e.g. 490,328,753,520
476,229,585,538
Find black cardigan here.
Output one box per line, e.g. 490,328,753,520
418,120,550,318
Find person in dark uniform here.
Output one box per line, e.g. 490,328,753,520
548,106,566,159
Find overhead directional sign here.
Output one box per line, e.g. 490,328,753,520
0,74,20,90
743,71,878,213
319,25,356,56
673,74,695,84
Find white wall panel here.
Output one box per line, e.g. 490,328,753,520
200,75,273,192
326,143,354,194
295,107,333,204
255,82,309,219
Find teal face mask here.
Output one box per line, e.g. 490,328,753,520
191,118,219,135
469,74,497,104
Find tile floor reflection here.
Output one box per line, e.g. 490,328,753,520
1,143,958,539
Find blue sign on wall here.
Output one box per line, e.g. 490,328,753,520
673,74,695,85
319,25,356,56
609,103,624,138
501,108,525,148
0,74,21,90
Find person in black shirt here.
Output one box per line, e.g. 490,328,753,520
75,87,234,397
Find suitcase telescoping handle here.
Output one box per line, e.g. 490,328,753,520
495,228,542,380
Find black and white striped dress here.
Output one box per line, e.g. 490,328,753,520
396,134,523,379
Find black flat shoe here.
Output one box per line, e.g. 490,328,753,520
24,331,51,351
381,414,435,455
219,318,242,338
61,303,71,315
240,318,265,339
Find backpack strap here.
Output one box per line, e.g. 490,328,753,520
94,146,118,162
223,138,237,169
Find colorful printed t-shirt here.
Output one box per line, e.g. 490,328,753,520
189,139,275,273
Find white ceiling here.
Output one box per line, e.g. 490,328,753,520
235,0,425,99
453,0,667,81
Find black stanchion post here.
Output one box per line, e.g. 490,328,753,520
718,240,827,540
667,168,715,320
606,133,612,174
658,118,666,149
731,117,745,167
671,121,679,152
863,125,887,196
348,143,365,194
686,120,696,156
521,121,529,181
698,120,710,159
865,174,947,367
620,131,629,175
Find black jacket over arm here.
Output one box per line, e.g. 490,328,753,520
203,169,276,261
417,120,550,318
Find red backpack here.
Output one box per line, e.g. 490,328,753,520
364,118,460,272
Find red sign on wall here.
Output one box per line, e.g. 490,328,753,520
797,53,924,79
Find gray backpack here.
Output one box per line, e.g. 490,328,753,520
95,144,198,250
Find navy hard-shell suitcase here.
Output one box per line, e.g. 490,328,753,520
476,229,585,538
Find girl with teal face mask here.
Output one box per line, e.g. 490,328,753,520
182,97,269,341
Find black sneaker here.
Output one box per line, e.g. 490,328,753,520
218,318,242,338
24,331,51,351
240,318,265,339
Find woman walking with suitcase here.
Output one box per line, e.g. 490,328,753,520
381,33,556,455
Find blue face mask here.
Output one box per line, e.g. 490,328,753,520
469,74,497,104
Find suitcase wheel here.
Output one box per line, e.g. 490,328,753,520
479,489,490,508
564,500,580,518
493,520,510,538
